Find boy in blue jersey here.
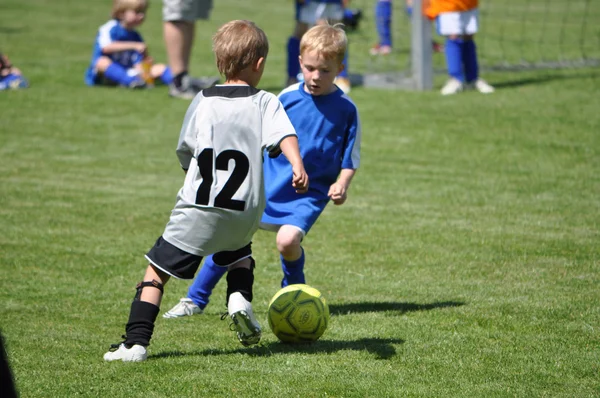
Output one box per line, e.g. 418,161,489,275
85,0,173,88
164,23,361,320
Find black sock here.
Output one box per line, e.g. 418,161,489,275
226,263,255,306
124,301,160,347
173,71,188,89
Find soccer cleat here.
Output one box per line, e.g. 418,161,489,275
189,75,220,91
440,78,463,95
163,298,203,319
128,79,147,89
227,292,261,346
334,77,351,94
103,343,147,362
473,78,495,94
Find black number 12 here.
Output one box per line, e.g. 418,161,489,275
195,148,249,211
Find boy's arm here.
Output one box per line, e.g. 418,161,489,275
278,135,309,193
101,41,147,55
328,168,357,205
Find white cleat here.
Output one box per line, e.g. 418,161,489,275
227,292,261,346
440,78,463,95
103,343,147,362
473,78,495,94
163,298,203,319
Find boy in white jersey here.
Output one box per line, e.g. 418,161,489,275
103,20,308,362
164,23,361,320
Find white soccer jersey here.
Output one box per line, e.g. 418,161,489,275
162,85,297,256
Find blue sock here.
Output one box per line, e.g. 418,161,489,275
187,255,227,309
281,248,305,288
338,50,349,78
405,5,413,18
462,40,479,83
160,66,173,85
375,0,392,47
444,38,464,82
287,36,301,79
104,63,137,86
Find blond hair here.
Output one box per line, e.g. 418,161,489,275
212,20,269,80
111,0,148,19
300,24,347,64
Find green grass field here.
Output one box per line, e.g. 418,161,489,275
1,0,599,397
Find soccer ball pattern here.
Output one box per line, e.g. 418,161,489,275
268,284,329,343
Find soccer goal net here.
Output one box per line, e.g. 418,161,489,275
348,0,600,90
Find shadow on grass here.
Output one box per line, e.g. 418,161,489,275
151,337,404,360
329,300,465,315
491,71,599,89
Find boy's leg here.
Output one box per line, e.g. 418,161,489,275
218,246,261,346
163,254,227,318
276,225,306,287
97,56,144,88
104,265,169,362
462,38,479,83
372,0,392,54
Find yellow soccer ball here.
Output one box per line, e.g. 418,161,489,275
267,284,329,343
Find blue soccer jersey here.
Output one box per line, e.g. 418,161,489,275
261,83,361,233
85,19,144,85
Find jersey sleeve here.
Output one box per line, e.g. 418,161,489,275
261,93,297,157
341,105,361,170
175,94,203,170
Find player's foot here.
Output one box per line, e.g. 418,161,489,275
103,343,147,362
440,78,463,95
227,292,261,347
369,44,392,56
334,77,351,94
128,78,147,89
473,78,495,94
163,298,204,319
169,74,217,99
189,75,220,91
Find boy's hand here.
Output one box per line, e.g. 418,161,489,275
328,182,348,205
292,165,309,193
135,42,148,56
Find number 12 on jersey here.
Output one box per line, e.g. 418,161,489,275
195,148,250,211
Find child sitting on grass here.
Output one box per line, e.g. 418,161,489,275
85,0,172,89
0,52,29,90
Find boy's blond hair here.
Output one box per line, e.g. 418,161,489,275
111,0,148,19
212,20,269,80
300,24,347,64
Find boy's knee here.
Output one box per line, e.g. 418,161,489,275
94,56,112,71
276,229,303,254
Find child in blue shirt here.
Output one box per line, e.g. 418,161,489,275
164,23,361,319
0,52,29,90
85,0,172,88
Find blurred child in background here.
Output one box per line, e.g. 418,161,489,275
85,0,172,89
425,0,494,95
285,0,353,94
0,52,29,90
371,0,443,55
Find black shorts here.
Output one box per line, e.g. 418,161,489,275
145,236,252,279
